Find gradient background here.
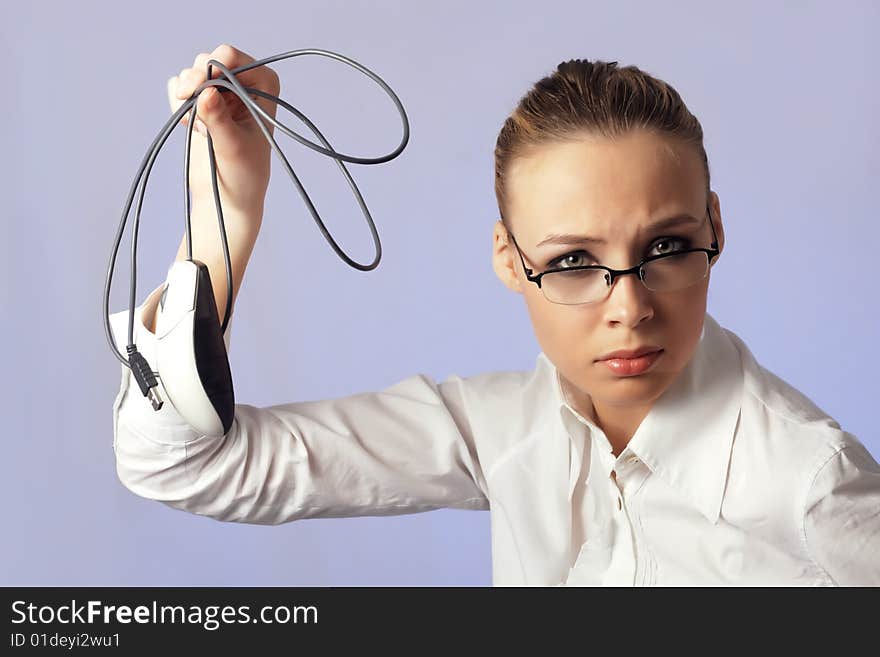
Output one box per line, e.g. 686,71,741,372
2,0,877,586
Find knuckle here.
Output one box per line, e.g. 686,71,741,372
213,43,236,60
263,68,281,94
193,52,211,69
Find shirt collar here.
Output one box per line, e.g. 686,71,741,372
539,311,744,525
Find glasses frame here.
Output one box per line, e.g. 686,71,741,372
505,203,721,305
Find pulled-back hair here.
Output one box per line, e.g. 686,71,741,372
494,59,710,227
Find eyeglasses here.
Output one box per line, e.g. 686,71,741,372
505,204,721,305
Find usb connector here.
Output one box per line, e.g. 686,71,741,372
126,345,164,411
146,386,164,411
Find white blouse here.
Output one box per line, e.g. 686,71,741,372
110,283,880,586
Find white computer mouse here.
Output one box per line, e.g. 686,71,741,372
154,259,235,437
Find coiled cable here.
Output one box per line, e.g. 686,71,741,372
103,48,410,380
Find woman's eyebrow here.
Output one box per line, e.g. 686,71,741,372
536,213,702,247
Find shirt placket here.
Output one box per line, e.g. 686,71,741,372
601,451,651,586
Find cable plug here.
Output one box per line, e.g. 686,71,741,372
126,345,164,411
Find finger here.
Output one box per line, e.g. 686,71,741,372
176,44,280,112
192,85,235,142
167,75,192,125
179,46,249,99
173,66,197,100
167,76,209,139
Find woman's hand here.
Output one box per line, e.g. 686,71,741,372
167,43,280,219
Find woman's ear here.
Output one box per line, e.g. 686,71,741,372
709,191,725,265
492,220,524,294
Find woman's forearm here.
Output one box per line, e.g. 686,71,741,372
145,201,263,333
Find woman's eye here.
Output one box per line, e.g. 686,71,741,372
547,237,692,269
651,236,691,255
548,251,593,269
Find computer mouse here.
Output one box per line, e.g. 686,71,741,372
154,259,235,437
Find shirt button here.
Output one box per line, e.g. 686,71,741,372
627,455,639,465
617,496,622,511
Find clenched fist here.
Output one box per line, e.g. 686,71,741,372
168,43,281,218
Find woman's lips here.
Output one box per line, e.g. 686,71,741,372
598,349,664,376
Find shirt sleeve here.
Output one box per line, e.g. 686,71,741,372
803,437,880,586
110,285,490,525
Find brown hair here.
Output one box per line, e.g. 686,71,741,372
494,59,710,228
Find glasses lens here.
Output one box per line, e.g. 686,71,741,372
540,251,710,304
542,268,609,305
642,251,709,292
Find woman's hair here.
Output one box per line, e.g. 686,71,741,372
494,59,710,228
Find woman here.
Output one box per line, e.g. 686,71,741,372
110,44,879,586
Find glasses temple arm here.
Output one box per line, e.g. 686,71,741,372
706,202,720,252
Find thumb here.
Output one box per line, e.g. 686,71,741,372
193,86,236,141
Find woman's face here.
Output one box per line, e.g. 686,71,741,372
492,129,725,421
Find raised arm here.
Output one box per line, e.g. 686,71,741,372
111,43,489,525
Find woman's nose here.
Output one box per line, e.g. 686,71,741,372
603,271,654,325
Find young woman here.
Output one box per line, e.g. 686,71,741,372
110,44,879,586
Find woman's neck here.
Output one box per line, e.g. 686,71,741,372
559,373,652,457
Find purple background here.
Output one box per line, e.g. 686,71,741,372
2,0,877,585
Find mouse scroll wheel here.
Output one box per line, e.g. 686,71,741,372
160,284,168,310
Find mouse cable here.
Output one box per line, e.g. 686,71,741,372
102,48,410,406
